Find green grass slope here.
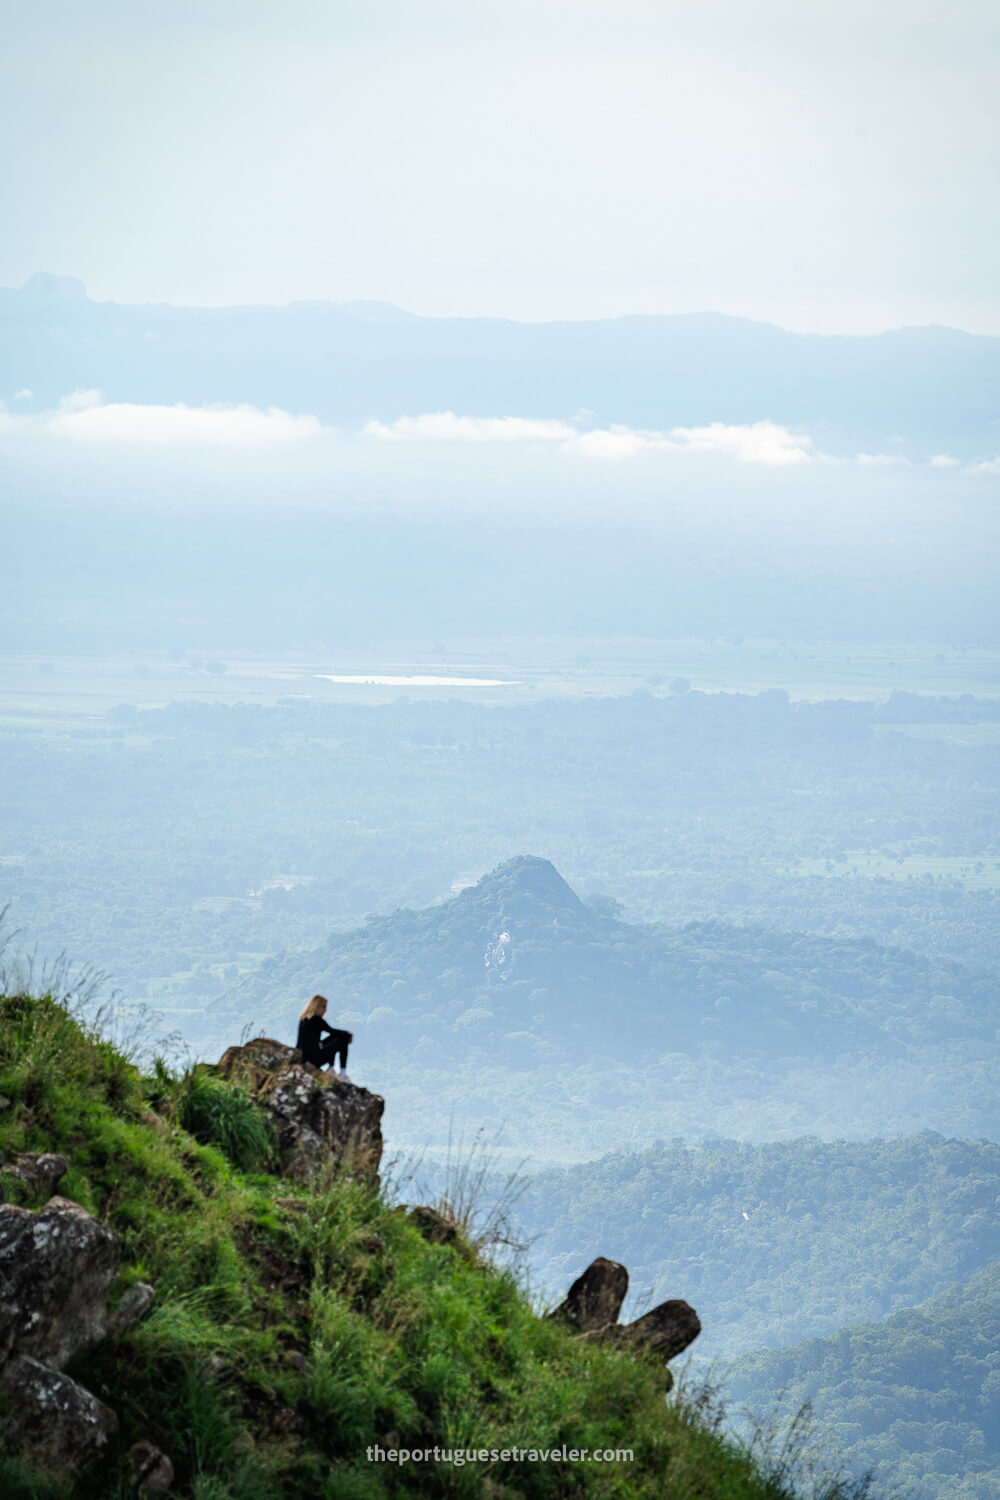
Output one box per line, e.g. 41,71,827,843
0,993,870,1500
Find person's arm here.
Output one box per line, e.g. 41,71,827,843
318,1017,334,1035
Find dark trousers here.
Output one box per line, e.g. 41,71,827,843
313,1030,350,1069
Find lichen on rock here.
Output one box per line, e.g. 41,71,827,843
0,1195,155,1468
2,1354,119,1466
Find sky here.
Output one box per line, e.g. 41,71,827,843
2,0,998,333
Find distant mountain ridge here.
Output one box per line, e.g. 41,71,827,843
4,274,999,456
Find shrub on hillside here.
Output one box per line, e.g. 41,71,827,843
176,1069,275,1172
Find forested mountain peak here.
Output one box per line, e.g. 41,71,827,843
232,853,998,1093
462,854,585,920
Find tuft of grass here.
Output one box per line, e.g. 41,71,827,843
176,1069,276,1173
388,1122,532,1267
0,1456,71,1500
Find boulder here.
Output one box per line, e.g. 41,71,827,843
1,1355,118,1466
218,1036,302,1082
0,1150,68,1200
0,1196,120,1368
0,1196,156,1470
128,1440,175,1495
109,1280,157,1338
217,1040,384,1181
266,1066,384,1180
408,1205,459,1245
551,1256,701,1367
548,1256,629,1332
605,1299,702,1363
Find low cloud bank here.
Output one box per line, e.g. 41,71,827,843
0,393,994,472
365,412,813,465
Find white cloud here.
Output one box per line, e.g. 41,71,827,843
7,397,957,474
573,426,649,458
668,420,812,465
972,457,1000,474
13,388,32,402
364,413,575,443
365,412,814,465
54,398,324,444
0,391,325,445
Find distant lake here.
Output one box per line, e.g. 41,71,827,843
315,674,517,687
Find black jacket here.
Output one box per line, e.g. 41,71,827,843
296,1014,333,1064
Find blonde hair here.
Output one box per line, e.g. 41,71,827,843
300,993,328,1020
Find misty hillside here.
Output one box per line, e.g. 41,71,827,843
724,1261,1000,1500
513,1133,1000,1356
4,272,1000,457
227,855,996,1068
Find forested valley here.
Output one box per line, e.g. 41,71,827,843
724,1262,1000,1500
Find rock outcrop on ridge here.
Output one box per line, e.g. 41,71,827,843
549,1255,630,1332
0,1165,155,1466
550,1255,701,1377
605,1297,702,1363
217,1037,385,1181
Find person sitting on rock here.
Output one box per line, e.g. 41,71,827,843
296,994,353,1081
